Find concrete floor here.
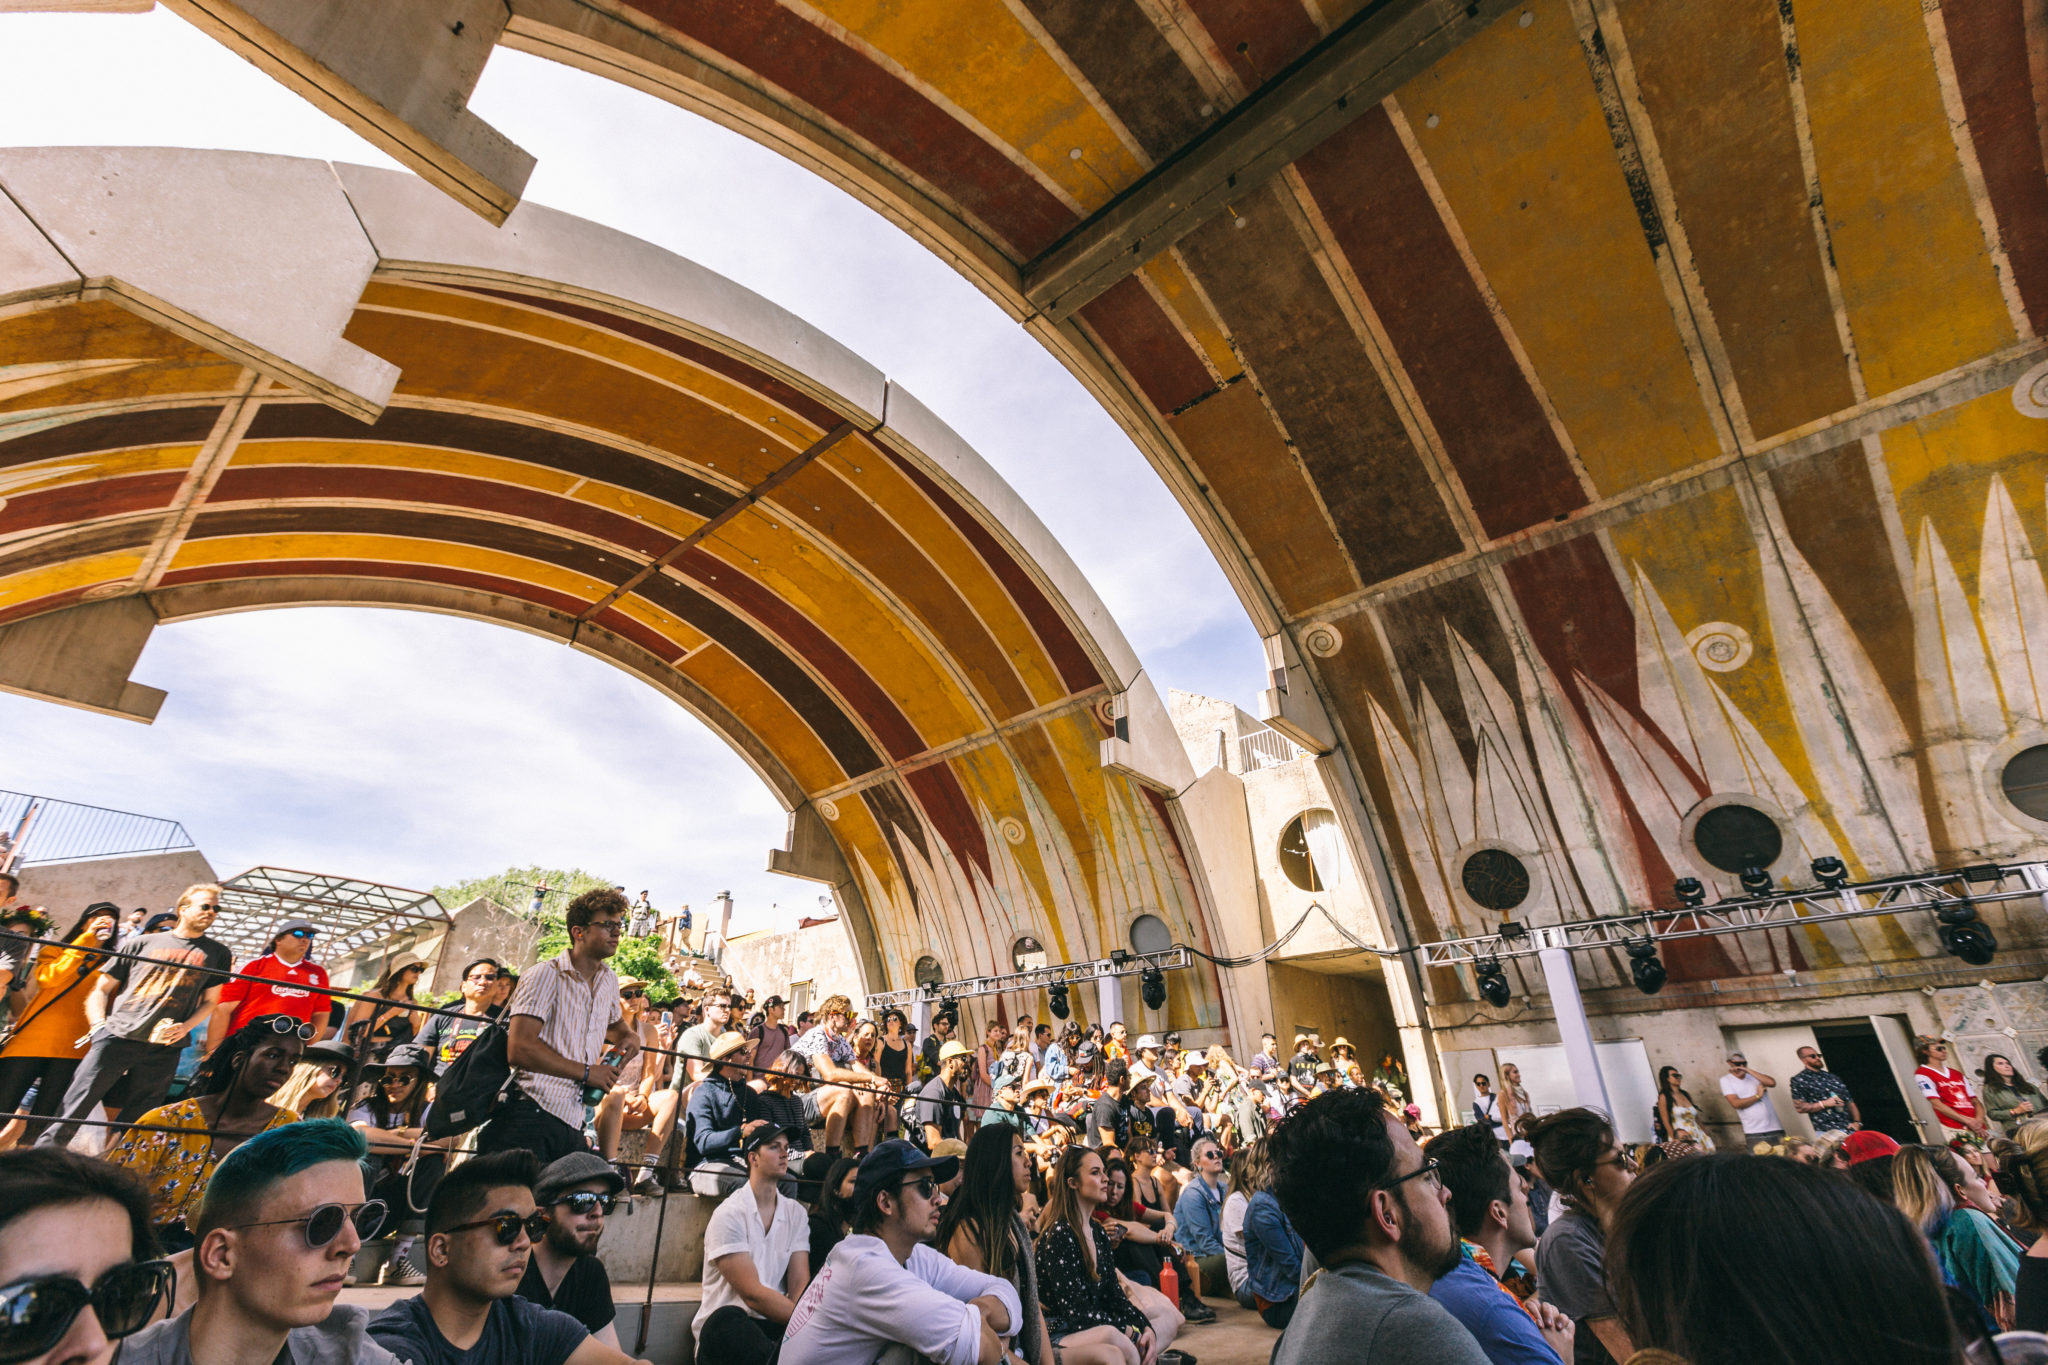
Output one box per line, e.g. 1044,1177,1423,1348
1171,1297,1280,1365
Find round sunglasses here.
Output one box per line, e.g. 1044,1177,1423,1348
444,1211,552,1246
0,1261,172,1365
225,1199,388,1248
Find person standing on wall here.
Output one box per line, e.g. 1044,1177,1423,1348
40,885,231,1148
204,918,334,1054
484,889,642,1164
1788,1044,1861,1139
1717,1054,1784,1152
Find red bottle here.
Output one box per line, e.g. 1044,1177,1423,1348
1158,1259,1179,1306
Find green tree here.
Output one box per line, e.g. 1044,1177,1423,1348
430,866,615,917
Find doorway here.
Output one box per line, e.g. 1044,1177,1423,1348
1813,1021,1918,1145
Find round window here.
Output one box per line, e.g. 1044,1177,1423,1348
1130,914,1173,956
1460,848,1531,912
1278,815,1324,892
2002,744,2048,820
913,955,944,987
1692,802,1784,873
1012,936,1046,971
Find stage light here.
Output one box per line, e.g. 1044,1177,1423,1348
1673,878,1705,908
1938,901,1998,966
1140,966,1167,1011
1474,957,1512,1008
1110,949,1132,967
1627,937,1667,995
1499,920,1529,940
1739,866,1774,897
1048,982,1070,1020
940,994,959,1023
1810,856,1848,890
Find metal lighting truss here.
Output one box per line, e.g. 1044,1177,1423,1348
1413,862,2048,968
864,947,1193,1011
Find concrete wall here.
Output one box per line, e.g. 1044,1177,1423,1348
423,897,539,996
15,849,218,923
717,915,863,1012
1264,961,1401,1075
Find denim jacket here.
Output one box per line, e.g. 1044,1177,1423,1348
1174,1174,1227,1257
1243,1190,1304,1304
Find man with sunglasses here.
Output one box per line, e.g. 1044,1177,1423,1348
120,1119,403,1365
370,1149,645,1365
1268,1087,1490,1365
778,1139,1021,1365
518,1153,627,1346
41,884,231,1148
0,1145,172,1365
204,919,334,1058
417,959,501,1069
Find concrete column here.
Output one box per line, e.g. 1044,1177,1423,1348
1097,972,1120,1035
1539,930,1611,1115
910,995,930,1041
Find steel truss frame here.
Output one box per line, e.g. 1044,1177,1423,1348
864,947,1192,1011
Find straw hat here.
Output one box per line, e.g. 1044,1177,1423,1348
938,1039,973,1063
708,1031,753,1061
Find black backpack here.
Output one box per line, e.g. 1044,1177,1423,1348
421,1017,521,1141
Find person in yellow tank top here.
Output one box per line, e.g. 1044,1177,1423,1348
0,902,121,1145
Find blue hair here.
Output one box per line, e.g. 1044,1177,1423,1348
196,1118,367,1234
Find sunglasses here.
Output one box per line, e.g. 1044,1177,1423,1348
255,1018,315,1041
445,1211,551,1246
620,989,644,1001
556,1192,617,1217
894,1176,939,1201
226,1200,388,1248
0,1261,172,1365
285,928,317,940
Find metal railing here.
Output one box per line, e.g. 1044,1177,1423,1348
0,790,196,871
1238,726,1304,772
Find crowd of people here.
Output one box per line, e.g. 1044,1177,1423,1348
7,877,2048,1364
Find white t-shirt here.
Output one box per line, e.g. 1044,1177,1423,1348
693,1184,812,1342
1221,1190,1250,1294
1720,1072,1783,1135
777,1235,1021,1365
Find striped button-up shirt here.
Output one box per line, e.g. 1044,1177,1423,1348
507,952,621,1129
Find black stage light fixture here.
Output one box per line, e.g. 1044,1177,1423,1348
939,994,959,1024
1474,956,1513,1008
1627,937,1667,995
1739,866,1774,897
1938,900,1999,966
1963,863,2004,886
1109,948,1132,968
1499,920,1529,941
1674,878,1706,908
1048,982,1070,1020
1810,856,1848,890
1140,966,1167,1011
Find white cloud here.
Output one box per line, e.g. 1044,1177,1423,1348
0,10,1264,935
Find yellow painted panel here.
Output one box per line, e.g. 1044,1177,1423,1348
166,532,609,598
2,444,199,489
0,552,144,608
1145,255,1240,380
1798,0,2015,395
1884,388,2048,593
806,0,1145,206
1402,0,1722,494
679,642,847,793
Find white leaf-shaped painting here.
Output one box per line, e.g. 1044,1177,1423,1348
1978,476,2048,731
1369,696,1464,940
1914,519,2000,854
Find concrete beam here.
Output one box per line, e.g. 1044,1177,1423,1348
768,802,886,996
1021,0,1518,322
1259,631,1336,754
161,0,534,224
1099,673,1198,795
0,596,164,722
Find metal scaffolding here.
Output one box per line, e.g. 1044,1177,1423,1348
213,866,451,963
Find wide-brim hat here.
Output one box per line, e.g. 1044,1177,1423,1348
1021,1077,1056,1097
1127,1063,1157,1088
709,1030,753,1061
364,1042,437,1078
938,1039,973,1063
1842,1130,1901,1164
303,1039,355,1068
1331,1038,1353,1051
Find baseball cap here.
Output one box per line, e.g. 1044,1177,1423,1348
272,918,318,941
1841,1131,1900,1164
1136,1034,1161,1051
535,1150,626,1203
365,1043,438,1077
853,1139,960,1207
762,995,787,1009
742,1120,792,1155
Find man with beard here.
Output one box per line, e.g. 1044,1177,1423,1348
518,1153,627,1346
1424,1121,1574,1364
1268,1087,1490,1364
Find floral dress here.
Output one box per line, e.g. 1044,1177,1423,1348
1036,1218,1150,1343
103,1097,300,1228
1659,1094,1716,1151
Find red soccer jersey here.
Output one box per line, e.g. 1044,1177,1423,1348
1915,1064,1979,1129
220,952,333,1032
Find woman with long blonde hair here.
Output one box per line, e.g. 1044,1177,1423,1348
1895,1142,2020,1328
267,1039,352,1119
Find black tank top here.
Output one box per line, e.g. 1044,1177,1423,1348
880,1037,910,1083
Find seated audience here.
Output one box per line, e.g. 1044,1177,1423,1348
592,979,679,1190
1997,1117,2048,1330
788,996,884,1156
684,1032,753,1197
1172,1135,1229,1302
1530,1108,1635,1365
1242,1148,1304,1329
1608,1151,1964,1365
1896,1142,2021,1329
103,1014,307,1249
269,1039,354,1120
519,1153,626,1346
0,1146,171,1365
1423,1120,1572,1364
809,1155,859,1270
748,1052,829,1197
368,1148,646,1365
935,1125,1050,1365
778,1139,1020,1365
696,1123,812,1365
1266,1087,1486,1362
1220,1141,1263,1311
1036,1146,1168,1365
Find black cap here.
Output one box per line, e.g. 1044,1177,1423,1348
852,1139,959,1207
365,1042,438,1077
304,1039,355,1067
743,1121,792,1155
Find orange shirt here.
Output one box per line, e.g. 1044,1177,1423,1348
0,932,108,1060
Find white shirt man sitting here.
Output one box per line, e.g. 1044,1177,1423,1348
695,1121,813,1364
777,1140,1023,1365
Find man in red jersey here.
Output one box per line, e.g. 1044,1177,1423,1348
204,918,335,1053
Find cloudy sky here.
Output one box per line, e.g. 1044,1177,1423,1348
0,10,1263,934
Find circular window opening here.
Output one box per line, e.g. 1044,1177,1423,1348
1278,815,1325,891
1130,914,1173,956
1460,848,1531,912
913,955,944,987
1012,935,1046,971
1692,802,1785,873
2003,744,2048,821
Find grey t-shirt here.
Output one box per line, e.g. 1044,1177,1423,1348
1536,1209,1617,1365
1272,1262,1489,1365
100,931,232,1041
123,1305,402,1365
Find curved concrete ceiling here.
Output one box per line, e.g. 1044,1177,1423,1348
0,146,1228,1025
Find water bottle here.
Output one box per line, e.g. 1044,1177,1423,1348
583,1049,621,1106
1158,1259,1179,1306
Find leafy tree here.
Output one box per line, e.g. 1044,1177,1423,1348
437,865,678,997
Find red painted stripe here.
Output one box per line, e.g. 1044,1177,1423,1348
623,0,1078,257
1078,275,1217,414
903,763,993,883
0,472,182,537
0,583,96,626
1182,0,1322,89
1941,0,2048,335
1297,108,1587,537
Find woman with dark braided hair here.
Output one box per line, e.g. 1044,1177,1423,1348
100,1013,306,1248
